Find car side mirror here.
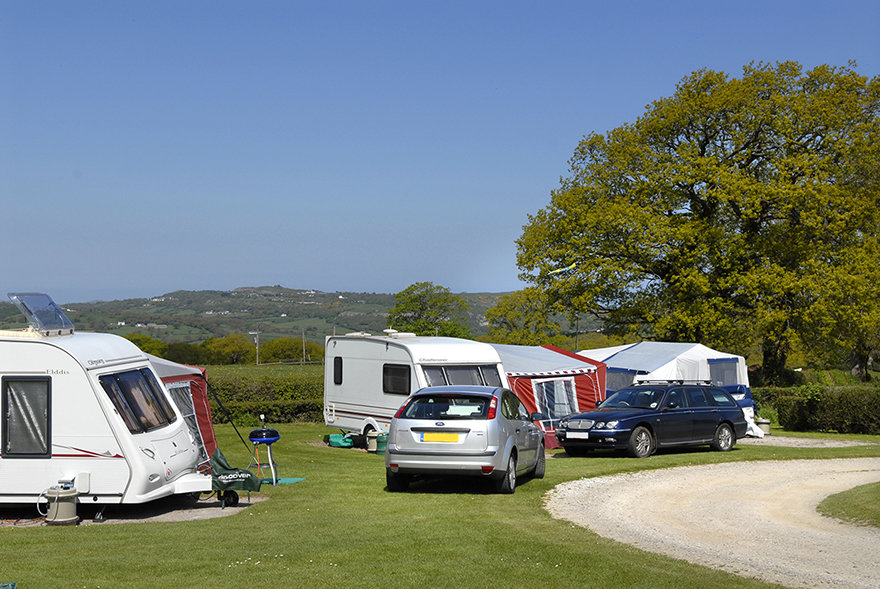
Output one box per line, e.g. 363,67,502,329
666,401,678,409
530,412,544,421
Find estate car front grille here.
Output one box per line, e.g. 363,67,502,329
567,419,595,430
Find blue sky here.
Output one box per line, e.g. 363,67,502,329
2,1,878,303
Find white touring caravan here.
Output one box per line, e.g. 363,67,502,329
0,293,212,505
324,330,508,434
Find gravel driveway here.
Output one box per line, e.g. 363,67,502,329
545,456,880,588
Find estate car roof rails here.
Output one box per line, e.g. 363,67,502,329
634,379,713,386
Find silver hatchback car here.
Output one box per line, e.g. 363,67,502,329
385,386,545,493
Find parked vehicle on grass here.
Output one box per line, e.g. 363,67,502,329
324,331,507,436
385,386,545,493
555,381,747,458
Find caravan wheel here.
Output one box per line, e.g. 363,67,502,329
221,490,239,507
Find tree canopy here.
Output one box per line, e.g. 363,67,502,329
386,281,471,338
260,337,324,363
484,287,566,345
517,61,880,382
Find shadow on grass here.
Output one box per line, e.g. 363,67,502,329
0,492,266,527
551,445,746,459
385,472,544,495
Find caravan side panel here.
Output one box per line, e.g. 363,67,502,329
0,340,130,503
324,338,418,433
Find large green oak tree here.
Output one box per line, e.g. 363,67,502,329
517,62,880,383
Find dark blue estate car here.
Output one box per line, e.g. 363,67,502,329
555,382,748,458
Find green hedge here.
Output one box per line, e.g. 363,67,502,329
206,365,323,425
211,399,323,426
773,385,880,434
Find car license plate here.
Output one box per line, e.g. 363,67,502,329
567,431,589,439
422,432,459,443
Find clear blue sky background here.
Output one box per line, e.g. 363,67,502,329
2,1,878,303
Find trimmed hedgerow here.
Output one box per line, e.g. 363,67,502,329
773,385,880,434
205,364,323,424
211,399,323,426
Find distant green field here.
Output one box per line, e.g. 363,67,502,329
205,362,323,380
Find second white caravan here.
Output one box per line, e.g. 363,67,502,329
324,331,508,434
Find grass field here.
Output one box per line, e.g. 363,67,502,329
2,425,879,588
819,481,880,527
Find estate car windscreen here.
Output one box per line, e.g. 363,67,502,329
401,395,490,420
602,387,666,409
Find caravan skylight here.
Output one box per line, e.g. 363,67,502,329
8,293,75,335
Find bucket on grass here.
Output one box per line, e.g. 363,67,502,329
46,486,79,525
366,430,379,452
376,433,388,455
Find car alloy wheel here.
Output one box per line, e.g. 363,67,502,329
628,426,654,458
712,423,734,452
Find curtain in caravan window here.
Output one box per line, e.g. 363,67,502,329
708,359,738,387
3,378,50,456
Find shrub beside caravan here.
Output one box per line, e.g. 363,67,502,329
0,293,212,505
324,330,509,434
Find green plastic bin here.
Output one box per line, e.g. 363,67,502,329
376,433,388,455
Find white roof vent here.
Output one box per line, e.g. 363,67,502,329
383,329,416,338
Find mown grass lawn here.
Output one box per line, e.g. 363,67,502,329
819,481,880,527
2,425,878,588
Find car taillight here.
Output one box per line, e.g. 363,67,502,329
481,466,494,474
487,397,498,419
394,400,411,418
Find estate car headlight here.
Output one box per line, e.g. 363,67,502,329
596,420,619,430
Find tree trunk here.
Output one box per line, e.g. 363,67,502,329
850,346,871,382
761,339,790,386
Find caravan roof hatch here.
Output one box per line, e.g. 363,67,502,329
8,292,75,336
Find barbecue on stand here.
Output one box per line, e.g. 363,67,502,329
248,415,281,486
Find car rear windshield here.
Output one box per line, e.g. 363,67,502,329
401,395,490,420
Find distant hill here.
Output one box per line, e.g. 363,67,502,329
0,286,508,344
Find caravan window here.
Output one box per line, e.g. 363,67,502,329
2,377,51,458
533,377,577,422
383,364,411,395
606,369,637,393
166,382,209,465
99,368,178,434
333,357,343,385
423,365,503,387
708,359,738,387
